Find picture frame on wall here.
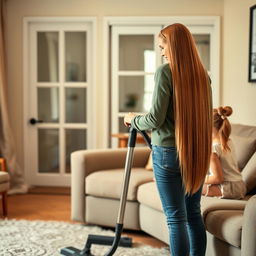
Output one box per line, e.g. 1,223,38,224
249,4,256,82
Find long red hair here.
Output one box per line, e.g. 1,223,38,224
160,23,213,194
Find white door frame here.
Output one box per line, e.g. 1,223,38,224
103,16,220,148
23,17,97,186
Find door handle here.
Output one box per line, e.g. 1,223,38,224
29,118,44,125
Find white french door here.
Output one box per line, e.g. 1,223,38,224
24,19,95,186
111,25,162,147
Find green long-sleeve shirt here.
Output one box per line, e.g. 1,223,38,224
131,63,175,147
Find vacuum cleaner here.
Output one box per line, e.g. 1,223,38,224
60,127,151,256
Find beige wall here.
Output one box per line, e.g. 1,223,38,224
222,0,256,125
5,0,237,174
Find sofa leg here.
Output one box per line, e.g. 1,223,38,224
2,192,7,217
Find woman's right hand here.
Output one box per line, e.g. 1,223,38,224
124,112,137,127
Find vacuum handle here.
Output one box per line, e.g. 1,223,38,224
127,128,137,148
128,127,151,149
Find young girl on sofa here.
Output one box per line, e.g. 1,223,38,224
202,106,246,199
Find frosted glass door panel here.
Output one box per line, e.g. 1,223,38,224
38,129,59,173
65,32,87,82
119,76,143,112
119,35,154,71
194,34,210,71
65,129,86,173
119,75,154,113
65,88,87,123
37,32,59,82
38,87,59,123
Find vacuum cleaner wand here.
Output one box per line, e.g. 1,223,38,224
60,127,151,256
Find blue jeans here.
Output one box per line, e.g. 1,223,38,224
152,145,206,256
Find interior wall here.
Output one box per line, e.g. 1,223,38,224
222,0,256,125
6,0,223,173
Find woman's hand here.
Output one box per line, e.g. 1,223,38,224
124,112,137,127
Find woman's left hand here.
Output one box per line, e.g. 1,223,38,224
124,112,137,127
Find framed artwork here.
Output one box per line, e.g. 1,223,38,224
249,4,256,82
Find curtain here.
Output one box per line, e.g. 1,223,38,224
0,0,27,193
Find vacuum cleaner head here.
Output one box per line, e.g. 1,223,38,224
60,234,132,256
60,246,93,256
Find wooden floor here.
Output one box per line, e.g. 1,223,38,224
2,187,167,249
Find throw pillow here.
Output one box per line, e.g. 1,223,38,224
230,135,256,170
145,152,153,170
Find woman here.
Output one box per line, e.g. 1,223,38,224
124,23,212,256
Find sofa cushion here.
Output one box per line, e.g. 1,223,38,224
86,168,153,201
137,182,162,211
205,210,243,248
138,184,249,215
241,152,256,193
86,196,140,230
230,135,256,170
201,196,247,219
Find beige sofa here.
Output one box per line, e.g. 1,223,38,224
71,124,256,256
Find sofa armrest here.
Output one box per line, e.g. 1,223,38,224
71,147,151,222
241,195,256,256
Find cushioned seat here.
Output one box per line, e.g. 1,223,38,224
138,182,248,217
137,182,162,211
86,168,153,200
137,183,247,248
201,196,247,219
205,210,243,248
85,168,153,230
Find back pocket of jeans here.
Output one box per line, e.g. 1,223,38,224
163,148,180,170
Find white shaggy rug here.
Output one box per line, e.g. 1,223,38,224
0,220,169,256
